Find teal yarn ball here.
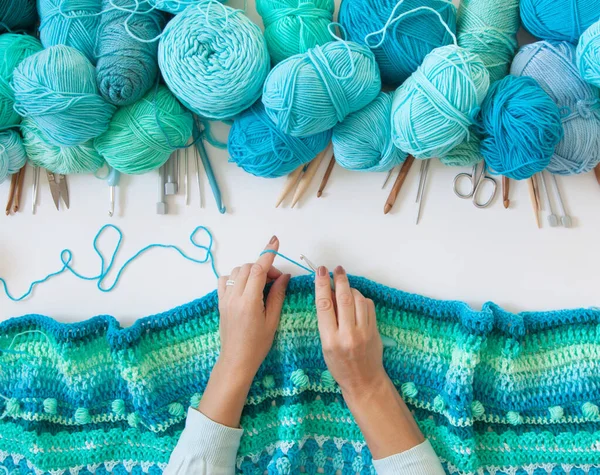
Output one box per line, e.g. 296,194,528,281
511,41,600,175
22,118,105,174
0,130,27,184
339,0,457,87
577,19,600,88
228,102,331,178
391,44,490,159
38,0,100,63
332,92,406,172
95,85,193,175
12,45,116,147
96,0,166,106
480,75,563,180
520,0,600,43
0,0,37,32
256,0,334,64
262,40,381,137
158,3,270,120
457,0,520,83
0,33,42,128
439,133,482,167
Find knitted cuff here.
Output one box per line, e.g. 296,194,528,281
372,440,445,475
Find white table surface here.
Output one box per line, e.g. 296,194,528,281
1,1,599,325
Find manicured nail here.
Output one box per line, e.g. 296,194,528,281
334,265,345,275
269,235,278,244
317,266,327,277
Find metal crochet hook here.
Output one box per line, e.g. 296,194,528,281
415,159,430,224
31,165,39,214
381,167,395,189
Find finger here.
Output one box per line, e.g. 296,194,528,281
266,273,290,330
267,266,283,282
353,289,368,328
225,267,240,296
233,263,253,295
315,266,337,335
245,236,280,297
366,298,376,330
334,266,355,331
217,276,228,301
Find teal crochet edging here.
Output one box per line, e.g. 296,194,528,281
1,274,600,475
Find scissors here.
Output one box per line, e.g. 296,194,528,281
453,162,497,209
46,170,70,210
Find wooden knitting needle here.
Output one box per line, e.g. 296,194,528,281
291,145,330,208
531,174,541,211
594,163,600,187
317,154,336,198
5,173,17,216
384,154,415,215
13,166,26,213
527,177,540,228
276,165,303,208
502,176,510,209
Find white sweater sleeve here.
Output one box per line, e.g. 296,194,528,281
373,440,446,475
163,407,243,475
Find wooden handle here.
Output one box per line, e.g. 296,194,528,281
13,166,26,213
317,155,336,198
594,163,600,187
291,145,330,208
527,178,540,228
502,176,509,209
384,155,415,214
275,166,303,208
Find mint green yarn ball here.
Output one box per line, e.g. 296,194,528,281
577,19,600,89
95,85,192,175
0,33,42,128
439,133,483,167
22,118,105,174
0,130,27,184
256,0,334,64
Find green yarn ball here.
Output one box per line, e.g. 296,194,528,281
0,33,42,127
0,130,27,184
440,133,483,167
95,85,192,175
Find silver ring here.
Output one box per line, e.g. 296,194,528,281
225,279,236,287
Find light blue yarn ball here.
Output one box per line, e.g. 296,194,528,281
96,0,166,106
339,0,457,87
262,40,381,137
391,44,490,159
511,41,600,175
12,45,116,147
38,0,100,63
149,0,221,14
520,0,600,43
577,19,600,88
0,130,26,184
158,3,270,120
228,102,332,178
332,92,406,172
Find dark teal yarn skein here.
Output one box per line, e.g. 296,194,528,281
96,0,166,106
0,0,37,31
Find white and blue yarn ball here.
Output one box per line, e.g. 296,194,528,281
262,40,382,137
158,3,270,120
0,130,27,184
332,92,406,172
391,44,490,159
511,41,600,175
577,19,600,89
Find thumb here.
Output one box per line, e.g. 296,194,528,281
265,273,291,329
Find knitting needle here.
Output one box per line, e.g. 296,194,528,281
531,174,542,211
550,174,572,228
415,159,430,225
5,173,17,216
317,154,336,198
381,167,395,189
193,118,225,213
12,166,26,213
32,165,39,214
594,163,600,187
291,144,330,208
276,166,303,208
194,143,203,208
527,177,540,228
502,176,510,209
540,171,558,227
157,164,167,215
184,144,189,205
384,155,415,215
164,155,177,195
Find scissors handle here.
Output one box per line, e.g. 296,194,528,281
453,171,476,199
473,176,497,209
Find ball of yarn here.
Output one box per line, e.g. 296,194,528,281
257,0,334,64
13,45,115,147
149,0,213,14
158,3,270,120
391,44,490,158
22,118,105,174
0,130,27,184
228,102,331,178
511,41,600,175
263,40,381,137
0,0,37,32
38,0,100,63
520,0,600,43
339,0,457,87
577,19,600,88
0,33,43,128
457,0,520,83
439,133,483,167
480,75,563,180
95,85,192,175
96,0,166,106
332,92,406,172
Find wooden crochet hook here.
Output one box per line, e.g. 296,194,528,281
291,144,330,208
531,174,541,211
276,166,303,208
13,166,26,213
594,163,600,187
384,154,415,215
317,154,336,198
527,177,540,228
5,173,18,216
502,176,510,209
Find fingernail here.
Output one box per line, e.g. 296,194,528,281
317,266,327,277
269,235,277,244
334,265,345,275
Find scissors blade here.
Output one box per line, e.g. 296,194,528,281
58,175,69,209
46,170,61,210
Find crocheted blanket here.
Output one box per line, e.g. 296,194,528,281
1,275,599,475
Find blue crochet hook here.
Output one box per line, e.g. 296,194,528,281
193,118,226,214
107,167,120,218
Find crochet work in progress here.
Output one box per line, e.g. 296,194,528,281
1,275,600,475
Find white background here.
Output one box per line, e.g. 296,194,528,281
1,1,599,325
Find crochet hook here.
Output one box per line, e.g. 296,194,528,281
595,163,600,187
193,118,225,213
415,159,430,225
384,154,415,214
12,166,26,214
5,173,17,216
549,174,572,228
276,166,303,208
527,177,540,228
317,154,336,198
381,167,394,189
502,176,510,209
107,167,120,218
32,165,39,214
291,143,331,208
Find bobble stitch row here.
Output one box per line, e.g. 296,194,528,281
43,398,57,415
290,369,309,389
401,382,418,399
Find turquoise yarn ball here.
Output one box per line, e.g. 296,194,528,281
577,19,600,88
228,102,331,178
158,3,270,120
0,0,37,32
12,45,116,147
256,0,334,64
480,75,564,180
38,0,100,63
22,118,105,174
262,40,381,137
0,130,27,184
332,92,406,172
149,0,219,14
391,44,490,159
511,41,600,175
95,85,192,174
439,133,482,167
457,0,520,83
520,0,600,43
0,33,43,128
339,0,457,87
96,0,166,106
